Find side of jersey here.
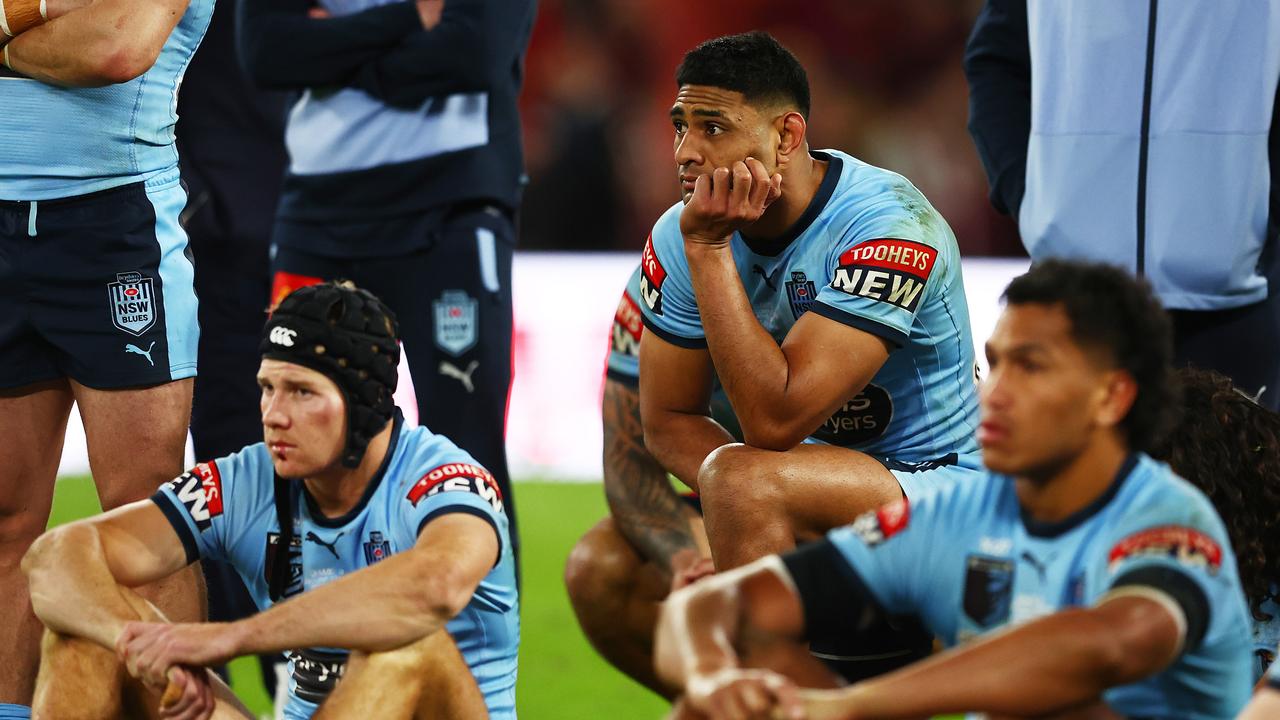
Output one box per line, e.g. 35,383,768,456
0,0,215,199
820,455,1251,718
151,419,519,719
638,149,979,462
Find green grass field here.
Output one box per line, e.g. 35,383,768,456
48,477,669,719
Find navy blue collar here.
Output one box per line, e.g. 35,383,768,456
304,408,404,528
1020,453,1139,538
740,151,842,257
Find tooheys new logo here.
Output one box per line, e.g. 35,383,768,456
831,239,937,312
639,235,667,315
164,462,224,532
612,290,643,357
406,462,505,514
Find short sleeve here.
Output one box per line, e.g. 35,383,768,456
605,266,644,387
397,458,507,566
812,185,950,347
638,208,706,348
151,459,234,564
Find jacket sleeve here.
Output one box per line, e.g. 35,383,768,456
346,0,494,109
236,0,421,90
963,0,1031,218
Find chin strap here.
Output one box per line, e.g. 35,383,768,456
268,474,294,602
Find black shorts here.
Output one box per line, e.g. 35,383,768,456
0,177,199,389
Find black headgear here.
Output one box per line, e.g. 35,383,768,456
259,282,400,468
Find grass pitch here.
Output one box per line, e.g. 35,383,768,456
48,477,669,719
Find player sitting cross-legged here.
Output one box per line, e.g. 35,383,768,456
656,261,1253,719
21,282,518,719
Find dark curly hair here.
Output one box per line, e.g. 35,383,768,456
1151,367,1280,621
676,31,811,118
1002,259,1179,453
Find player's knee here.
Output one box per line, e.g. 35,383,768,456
564,518,638,612
697,444,778,512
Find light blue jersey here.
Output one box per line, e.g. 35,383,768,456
0,0,214,199
152,413,519,719
819,455,1252,718
1254,595,1280,682
638,150,979,467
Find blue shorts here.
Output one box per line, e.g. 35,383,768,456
880,452,985,504
0,173,199,389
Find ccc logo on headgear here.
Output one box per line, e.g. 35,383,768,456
269,326,298,347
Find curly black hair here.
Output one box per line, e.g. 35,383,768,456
675,31,811,118
1002,259,1179,453
1151,367,1280,621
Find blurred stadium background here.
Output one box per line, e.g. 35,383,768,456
49,0,1026,716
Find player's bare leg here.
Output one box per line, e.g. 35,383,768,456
72,379,205,624
697,443,903,569
313,631,487,719
0,380,74,705
565,516,686,697
33,585,251,719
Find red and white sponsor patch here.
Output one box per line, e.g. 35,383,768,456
639,235,667,315
831,239,937,312
851,497,910,547
1108,525,1222,575
611,290,643,356
193,461,224,517
406,462,504,514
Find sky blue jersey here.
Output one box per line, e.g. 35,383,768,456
151,413,519,719
1254,596,1279,682
638,149,979,463
798,454,1252,718
0,0,214,200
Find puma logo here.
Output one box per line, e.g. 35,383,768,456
305,531,345,559
439,360,479,393
1019,550,1051,581
124,341,156,366
751,264,782,291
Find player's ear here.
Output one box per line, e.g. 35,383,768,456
1096,369,1138,431
774,111,806,170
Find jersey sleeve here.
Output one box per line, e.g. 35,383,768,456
605,265,644,387
812,189,951,347
395,456,509,567
150,450,264,565
637,207,706,348
1100,496,1236,653
784,493,939,629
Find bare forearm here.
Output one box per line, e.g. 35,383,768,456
22,526,147,648
5,0,184,86
657,584,741,687
234,551,452,655
644,409,734,491
823,609,1156,718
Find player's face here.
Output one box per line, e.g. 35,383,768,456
671,84,780,203
979,303,1117,477
258,359,346,479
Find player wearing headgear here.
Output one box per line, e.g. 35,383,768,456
655,261,1252,720
0,0,213,714
21,283,518,719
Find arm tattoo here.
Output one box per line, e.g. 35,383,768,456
601,380,699,575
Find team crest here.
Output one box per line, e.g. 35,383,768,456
962,554,1014,628
363,531,392,565
784,271,817,318
434,290,478,356
108,271,156,337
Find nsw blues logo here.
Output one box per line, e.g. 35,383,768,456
108,271,156,336
363,531,392,565
784,271,817,318
434,290,478,356
963,554,1014,628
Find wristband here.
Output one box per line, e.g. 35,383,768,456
0,0,49,38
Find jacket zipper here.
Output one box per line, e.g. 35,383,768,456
1136,0,1159,276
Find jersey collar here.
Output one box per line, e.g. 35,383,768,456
739,150,843,257
1020,453,1139,538
304,408,405,529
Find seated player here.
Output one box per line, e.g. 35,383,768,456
21,283,518,719
1152,366,1280,683
655,260,1252,719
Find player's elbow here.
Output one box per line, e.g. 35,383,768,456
740,420,807,452
415,564,476,624
83,43,159,85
